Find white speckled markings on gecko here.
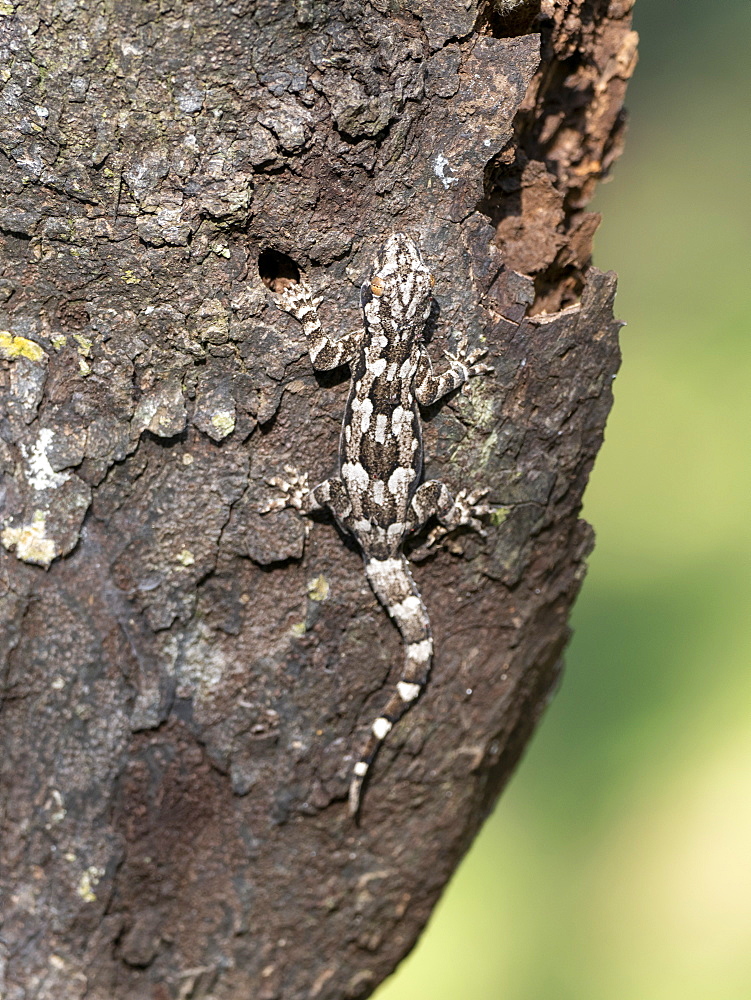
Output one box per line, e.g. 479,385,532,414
262,234,493,817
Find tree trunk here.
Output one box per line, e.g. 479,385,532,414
0,1,635,998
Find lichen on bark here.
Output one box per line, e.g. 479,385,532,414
0,2,635,998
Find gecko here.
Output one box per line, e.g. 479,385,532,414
263,233,492,815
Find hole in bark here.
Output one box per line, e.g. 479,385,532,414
531,263,584,315
478,0,541,38
258,249,301,294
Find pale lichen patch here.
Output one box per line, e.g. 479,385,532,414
1,511,57,567
210,409,236,439
72,334,92,357
76,865,105,903
208,242,231,258
177,623,229,700
489,506,510,527
71,334,93,375
307,575,330,602
193,382,236,441
433,153,459,189
24,428,70,490
44,789,66,826
195,298,230,345
0,331,47,362
132,378,187,438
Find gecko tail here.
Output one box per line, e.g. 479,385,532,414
350,556,433,816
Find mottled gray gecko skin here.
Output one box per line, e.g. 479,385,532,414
264,234,492,816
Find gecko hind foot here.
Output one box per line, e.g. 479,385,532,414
424,487,491,547
451,487,492,531
259,466,310,513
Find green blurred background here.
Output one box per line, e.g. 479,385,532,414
377,2,751,998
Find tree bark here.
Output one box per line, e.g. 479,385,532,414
0,2,635,998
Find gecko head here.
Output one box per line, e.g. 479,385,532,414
361,233,434,337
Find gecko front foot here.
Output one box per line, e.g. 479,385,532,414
260,466,310,513
445,334,494,379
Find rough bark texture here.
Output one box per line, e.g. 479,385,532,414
0,2,635,998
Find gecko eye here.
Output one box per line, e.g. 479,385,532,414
429,274,436,288
370,276,385,296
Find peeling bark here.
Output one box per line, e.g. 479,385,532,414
0,2,635,998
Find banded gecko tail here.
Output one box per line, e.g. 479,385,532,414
349,555,433,816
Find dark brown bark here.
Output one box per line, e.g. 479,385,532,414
0,2,635,998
